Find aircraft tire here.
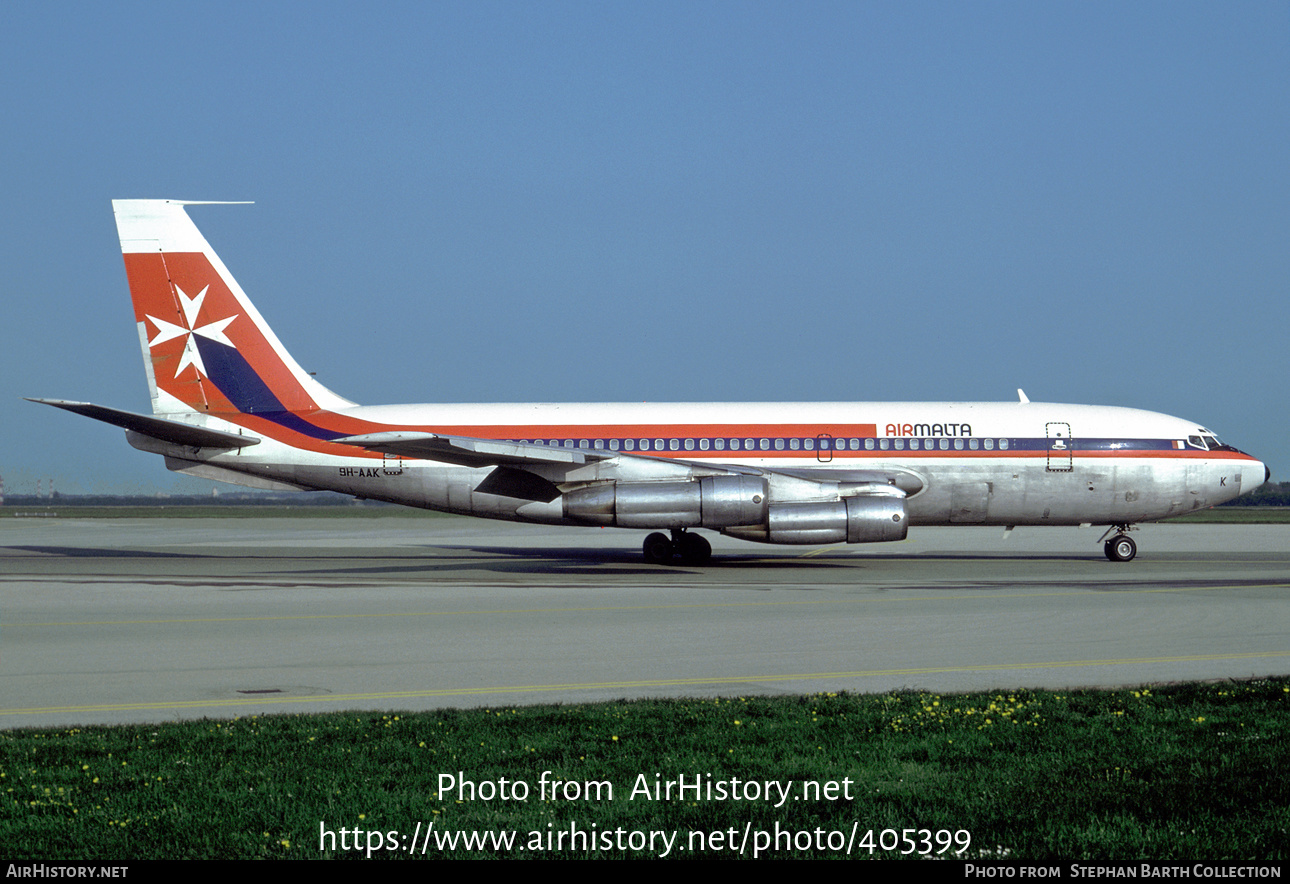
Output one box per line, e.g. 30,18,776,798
643,532,674,565
1105,535,1137,562
677,532,712,565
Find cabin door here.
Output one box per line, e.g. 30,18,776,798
1046,422,1073,472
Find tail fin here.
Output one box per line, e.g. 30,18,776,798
113,199,353,416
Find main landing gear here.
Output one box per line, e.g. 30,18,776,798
1100,525,1137,562
643,529,712,566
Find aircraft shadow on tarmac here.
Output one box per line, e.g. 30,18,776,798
5,545,201,559
4,542,1186,581
286,545,1107,579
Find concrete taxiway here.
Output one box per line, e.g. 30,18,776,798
2,515,1287,729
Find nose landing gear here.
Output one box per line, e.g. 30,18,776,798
642,529,712,565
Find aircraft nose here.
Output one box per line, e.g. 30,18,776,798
1249,460,1270,492
1234,457,1269,499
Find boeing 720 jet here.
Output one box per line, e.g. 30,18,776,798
31,200,1269,564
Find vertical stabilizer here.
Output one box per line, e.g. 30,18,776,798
113,199,354,416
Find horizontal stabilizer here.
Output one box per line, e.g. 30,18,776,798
335,432,613,468
27,399,260,449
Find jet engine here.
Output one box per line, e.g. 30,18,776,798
562,476,769,528
722,493,907,544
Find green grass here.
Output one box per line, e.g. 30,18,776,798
3,679,1288,860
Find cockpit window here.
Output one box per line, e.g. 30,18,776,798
1190,431,1233,452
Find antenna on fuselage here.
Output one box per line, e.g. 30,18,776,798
1017,389,1029,404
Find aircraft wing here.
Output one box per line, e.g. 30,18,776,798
335,430,923,494
336,431,775,477
27,399,261,449
764,466,924,495
334,432,616,468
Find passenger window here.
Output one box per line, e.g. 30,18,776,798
684,438,694,451
940,439,950,450
910,439,919,450
864,439,874,450
669,439,679,451
789,438,800,450
999,439,1009,450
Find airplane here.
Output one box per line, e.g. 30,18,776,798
31,199,1269,565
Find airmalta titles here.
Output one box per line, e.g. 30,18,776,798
886,423,972,437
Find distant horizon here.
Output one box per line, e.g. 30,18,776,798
0,489,361,502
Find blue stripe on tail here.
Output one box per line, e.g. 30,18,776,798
196,337,344,441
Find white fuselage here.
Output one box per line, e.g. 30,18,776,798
139,399,1266,532
81,200,1267,562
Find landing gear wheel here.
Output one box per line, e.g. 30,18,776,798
677,532,712,565
1104,534,1137,562
643,532,674,565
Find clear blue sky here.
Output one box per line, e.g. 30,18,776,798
2,2,1286,494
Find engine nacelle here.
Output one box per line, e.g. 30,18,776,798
562,476,769,529
722,494,907,545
